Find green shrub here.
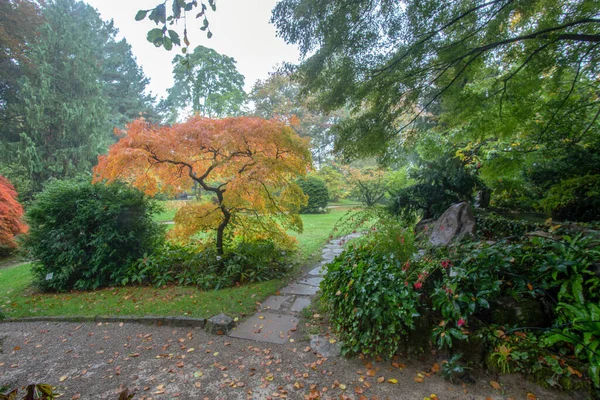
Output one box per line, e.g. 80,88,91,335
321,226,418,358
124,239,290,290
24,178,164,292
474,210,542,239
540,175,600,222
297,176,329,213
388,154,483,220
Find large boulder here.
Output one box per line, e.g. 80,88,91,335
429,202,476,246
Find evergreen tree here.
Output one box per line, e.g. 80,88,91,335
0,0,157,193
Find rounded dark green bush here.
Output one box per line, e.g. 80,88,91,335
24,178,164,291
297,176,329,213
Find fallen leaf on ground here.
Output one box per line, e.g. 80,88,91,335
413,377,424,383
490,381,501,390
377,376,385,383
59,375,68,382
388,378,398,384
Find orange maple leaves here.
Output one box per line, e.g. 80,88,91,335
94,116,312,250
0,176,28,250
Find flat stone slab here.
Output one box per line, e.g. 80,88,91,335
280,283,319,296
298,277,324,287
310,335,342,357
291,297,311,313
259,295,291,311
308,266,327,276
229,312,298,344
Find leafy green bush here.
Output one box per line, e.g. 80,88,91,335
540,175,600,222
297,176,329,213
124,239,290,290
388,154,483,220
321,226,418,358
474,210,542,239
24,178,164,291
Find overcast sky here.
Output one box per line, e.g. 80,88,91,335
84,0,300,99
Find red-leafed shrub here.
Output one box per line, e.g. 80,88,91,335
0,175,27,254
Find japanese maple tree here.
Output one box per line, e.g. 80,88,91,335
94,116,311,255
0,175,27,252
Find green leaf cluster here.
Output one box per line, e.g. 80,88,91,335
24,178,165,292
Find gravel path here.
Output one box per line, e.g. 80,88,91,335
0,235,578,399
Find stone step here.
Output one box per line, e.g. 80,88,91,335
229,312,299,344
280,283,319,296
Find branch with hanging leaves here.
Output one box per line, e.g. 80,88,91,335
136,0,217,52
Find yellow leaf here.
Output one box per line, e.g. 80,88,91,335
59,375,67,382
339,384,346,390
388,378,398,384
187,348,195,353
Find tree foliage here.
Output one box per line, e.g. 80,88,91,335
0,0,43,150
250,74,346,165
136,0,217,51
0,175,27,253
0,0,157,195
94,116,312,255
160,45,246,122
342,164,389,207
297,175,329,213
389,154,483,220
272,0,600,159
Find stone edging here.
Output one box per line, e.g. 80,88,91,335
0,315,207,328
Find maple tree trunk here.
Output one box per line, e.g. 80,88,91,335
216,206,231,256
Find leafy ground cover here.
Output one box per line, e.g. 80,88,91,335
0,207,356,319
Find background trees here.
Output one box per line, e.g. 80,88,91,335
249,74,345,166
94,117,312,255
0,0,157,197
160,45,246,123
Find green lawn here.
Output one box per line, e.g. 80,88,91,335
0,207,356,320
290,207,358,258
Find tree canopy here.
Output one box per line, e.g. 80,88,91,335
272,0,600,160
0,0,157,195
94,116,312,255
250,74,346,166
160,45,246,122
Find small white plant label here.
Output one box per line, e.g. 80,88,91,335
45,272,54,281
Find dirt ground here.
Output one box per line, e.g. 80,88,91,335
0,321,581,400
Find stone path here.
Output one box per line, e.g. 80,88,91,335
228,232,362,344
